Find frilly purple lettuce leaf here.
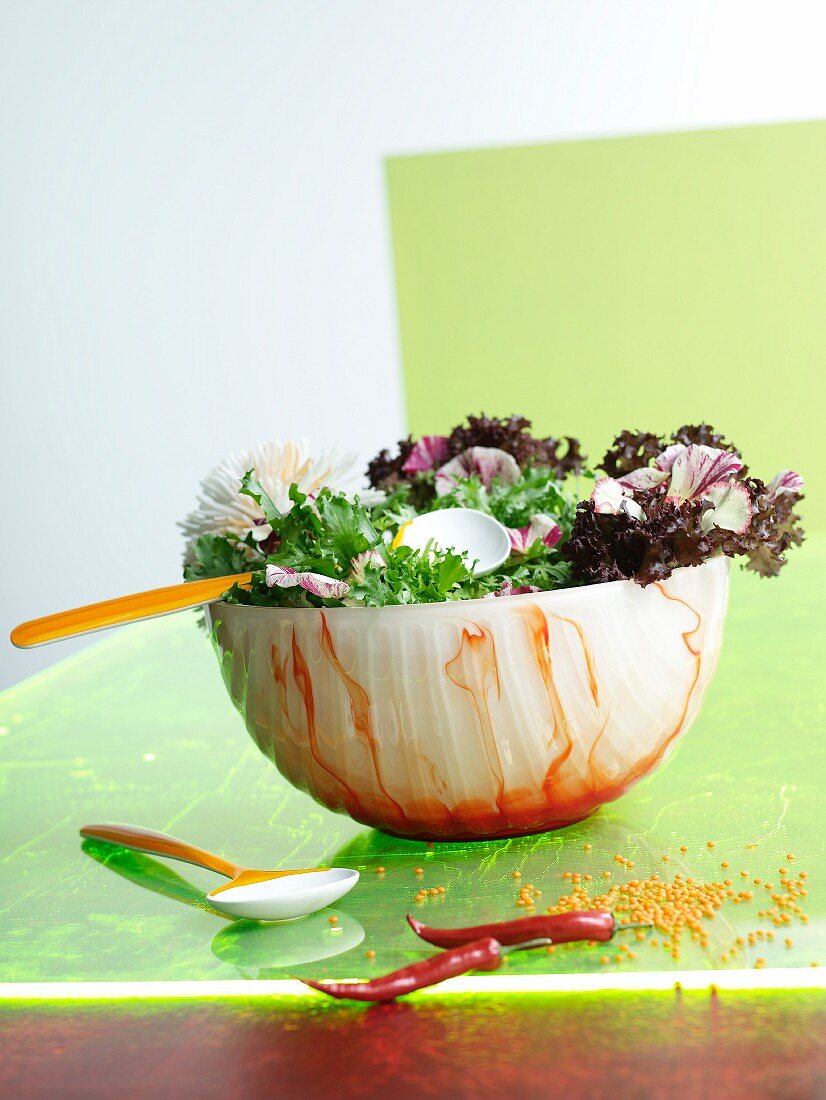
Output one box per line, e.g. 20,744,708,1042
367,413,587,489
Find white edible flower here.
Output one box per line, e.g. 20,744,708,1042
180,439,359,562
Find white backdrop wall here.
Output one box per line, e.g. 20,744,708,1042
2,0,825,688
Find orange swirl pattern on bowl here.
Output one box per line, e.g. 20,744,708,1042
206,558,729,840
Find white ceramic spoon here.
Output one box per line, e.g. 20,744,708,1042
394,507,511,576
80,823,359,921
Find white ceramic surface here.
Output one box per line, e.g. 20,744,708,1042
206,558,730,840
396,508,512,576
207,868,360,921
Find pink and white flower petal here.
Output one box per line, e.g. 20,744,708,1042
508,513,563,552
435,447,521,496
528,513,563,548
591,477,644,521
349,548,385,582
617,467,670,491
297,573,350,599
401,435,451,475
265,564,301,588
668,445,743,503
768,470,804,498
700,481,754,534
506,527,530,553
266,564,350,599
484,580,542,598
655,444,686,473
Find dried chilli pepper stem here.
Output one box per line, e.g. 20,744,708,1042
301,936,503,1002
406,909,616,948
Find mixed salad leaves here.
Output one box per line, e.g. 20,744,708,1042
183,414,804,608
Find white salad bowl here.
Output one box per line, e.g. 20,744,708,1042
206,558,729,840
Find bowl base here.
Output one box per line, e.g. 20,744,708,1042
378,811,594,844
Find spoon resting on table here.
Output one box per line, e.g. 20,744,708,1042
80,823,359,921
10,573,251,648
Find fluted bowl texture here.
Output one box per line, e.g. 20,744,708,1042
206,557,729,840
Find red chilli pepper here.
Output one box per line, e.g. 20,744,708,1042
407,909,616,948
301,936,503,1002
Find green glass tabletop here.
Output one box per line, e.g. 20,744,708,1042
1,543,823,991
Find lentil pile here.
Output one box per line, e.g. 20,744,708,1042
518,842,814,967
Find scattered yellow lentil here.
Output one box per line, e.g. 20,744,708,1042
328,916,339,925
584,843,592,851
415,867,424,875
512,870,522,879
376,866,386,874
366,949,376,959
707,841,716,849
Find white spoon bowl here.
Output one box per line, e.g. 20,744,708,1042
395,507,511,576
207,868,360,921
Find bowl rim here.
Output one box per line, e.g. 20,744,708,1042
205,556,728,618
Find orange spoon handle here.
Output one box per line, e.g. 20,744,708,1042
80,823,240,879
9,572,252,649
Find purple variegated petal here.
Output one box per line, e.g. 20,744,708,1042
401,435,451,474
618,467,669,491
266,563,349,599
591,477,644,521
435,447,521,496
768,470,804,498
349,548,385,582
701,480,753,535
485,580,542,598
297,573,350,600
507,526,530,553
655,444,685,473
527,513,562,549
507,513,562,554
265,564,301,588
668,445,743,503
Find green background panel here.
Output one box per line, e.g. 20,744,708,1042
387,120,826,527
1,544,823,986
